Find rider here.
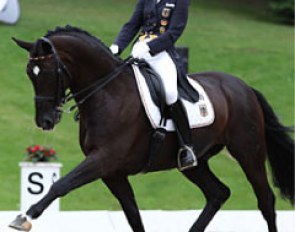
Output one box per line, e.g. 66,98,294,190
110,0,197,171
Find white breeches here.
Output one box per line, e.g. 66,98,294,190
132,42,178,105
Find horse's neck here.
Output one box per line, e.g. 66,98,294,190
54,36,123,93
76,60,138,132
54,36,138,117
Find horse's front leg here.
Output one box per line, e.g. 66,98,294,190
103,177,145,232
9,154,104,231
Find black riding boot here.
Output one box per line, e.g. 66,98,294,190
169,100,197,171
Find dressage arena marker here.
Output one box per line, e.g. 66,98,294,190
19,162,62,212
1,210,294,232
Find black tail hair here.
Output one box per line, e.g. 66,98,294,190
252,88,294,205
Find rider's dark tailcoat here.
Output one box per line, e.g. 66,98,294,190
114,0,190,55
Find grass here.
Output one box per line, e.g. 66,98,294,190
0,0,294,212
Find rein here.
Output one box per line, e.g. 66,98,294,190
64,56,134,113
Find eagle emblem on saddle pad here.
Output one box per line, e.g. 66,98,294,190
132,65,215,132
199,104,208,117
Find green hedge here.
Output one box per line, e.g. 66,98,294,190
269,0,294,24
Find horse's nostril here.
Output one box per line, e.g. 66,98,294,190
41,116,54,130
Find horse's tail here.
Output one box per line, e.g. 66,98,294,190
252,88,294,205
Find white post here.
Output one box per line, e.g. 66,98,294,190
19,162,62,212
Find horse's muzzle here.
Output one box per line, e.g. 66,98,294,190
36,109,62,130
37,115,55,130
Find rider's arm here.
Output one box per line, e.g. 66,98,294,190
113,0,144,54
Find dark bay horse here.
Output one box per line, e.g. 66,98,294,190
10,26,294,232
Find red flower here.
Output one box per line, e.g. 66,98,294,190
31,145,40,153
25,145,58,162
49,149,55,156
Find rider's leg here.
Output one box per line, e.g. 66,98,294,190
144,51,198,170
169,99,198,170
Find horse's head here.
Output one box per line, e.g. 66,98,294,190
13,37,70,130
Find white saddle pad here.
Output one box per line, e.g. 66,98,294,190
132,65,215,132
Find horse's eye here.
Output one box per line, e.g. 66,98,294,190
33,65,41,76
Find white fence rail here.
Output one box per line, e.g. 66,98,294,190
1,210,294,232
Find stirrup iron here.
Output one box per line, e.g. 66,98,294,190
177,145,198,171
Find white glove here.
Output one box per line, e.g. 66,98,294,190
132,42,150,59
110,44,119,55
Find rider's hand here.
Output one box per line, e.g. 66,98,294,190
109,44,119,55
132,42,150,59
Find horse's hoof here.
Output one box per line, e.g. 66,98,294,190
8,215,32,231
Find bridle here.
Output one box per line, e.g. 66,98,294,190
31,37,134,115
31,37,71,109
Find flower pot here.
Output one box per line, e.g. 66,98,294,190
19,162,62,212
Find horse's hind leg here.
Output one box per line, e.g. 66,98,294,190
103,177,145,232
182,161,231,232
229,149,277,231
227,132,277,232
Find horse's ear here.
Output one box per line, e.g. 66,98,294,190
39,39,53,55
12,37,34,52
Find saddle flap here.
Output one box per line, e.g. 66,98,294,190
137,60,166,117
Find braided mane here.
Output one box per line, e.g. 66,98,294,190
45,25,115,57
45,25,96,40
